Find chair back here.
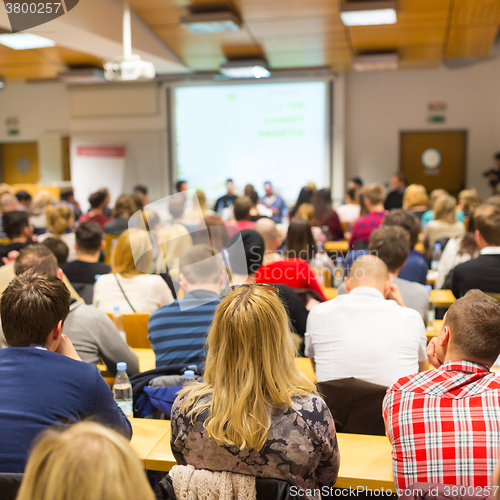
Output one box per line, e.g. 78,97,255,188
106,312,151,349
318,377,387,436
104,234,119,264
0,472,23,500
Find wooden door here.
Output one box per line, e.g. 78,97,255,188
400,131,466,196
1,142,40,184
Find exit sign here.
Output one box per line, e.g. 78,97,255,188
428,115,446,123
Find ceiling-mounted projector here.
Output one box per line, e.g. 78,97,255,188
104,0,156,82
104,55,156,82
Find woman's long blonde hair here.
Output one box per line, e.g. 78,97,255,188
111,228,153,276
434,194,457,224
403,184,429,209
17,422,155,500
180,285,316,451
45,204,74,236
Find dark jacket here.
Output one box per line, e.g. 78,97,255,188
452,254,500,298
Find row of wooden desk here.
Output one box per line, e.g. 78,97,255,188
131,419,395,490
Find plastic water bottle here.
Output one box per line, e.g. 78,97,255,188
426,285,435,330
431,243,442,271
112,305,127,343
113,362,133,421
333,256,345,288
184,370,195,384
310,253,325,286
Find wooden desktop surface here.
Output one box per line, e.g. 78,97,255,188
325,241,350,253
138,421,395,491
131,418,170,467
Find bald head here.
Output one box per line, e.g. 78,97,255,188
346,255,389,294
0,194,19,214
254,217,279,252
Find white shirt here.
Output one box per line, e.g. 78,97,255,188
93,273,174,313
480,246,500,255
305,287,427,387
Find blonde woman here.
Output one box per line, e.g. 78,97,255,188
171,285,339,495
402,184,429,220
424,194,466,250
38,204,77,262
17,422,155,500
29,189,55,230
93,228,173,313
421,189,466,227
457,188,482,217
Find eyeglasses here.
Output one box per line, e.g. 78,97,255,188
222,283,279,297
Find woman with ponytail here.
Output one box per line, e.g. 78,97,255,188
38,204,77,262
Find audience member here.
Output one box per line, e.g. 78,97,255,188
313,188,344,241
17,422,154,500
98,187,112,217
104,194,137,236
0,211,33,265
245,184,272,221
175,180,188,194
385,172,407,211
0,245,138,374
336,188,361,226
149,245,224,368
384,290,500,490
38,204,77,262
290,186,314,219
436,234,479,289
402,184,429,220
225,196,256,237
60,187,82,220
62,221,111,304
214,179,238,216
349,184,386,249
79,191,112,230
306,255,427,386
421,189,465,226
484,152,500,193
132,190,145,211
0,193,20,238
383,209,428,285
262,181,288,223
30,190,55,232
457,188,482,217
42,237,69,267
286,217,317,262
254,217,283,265
193,213,229,252
452,204,500,297
227,230,310,338
0,269,131,472
134,184,150,205
348,176,363,191
15,190,31,211
424,194,466,250
94,229,174,312
170,285,339,492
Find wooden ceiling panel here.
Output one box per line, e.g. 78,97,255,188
0,63,65,79
246,17,345,38
0,46,47,65
260,34,349,53
235,0,340,20
400,44,443,61
449,0,500,27
446,26,499,58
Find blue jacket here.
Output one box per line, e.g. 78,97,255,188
0,347,131,473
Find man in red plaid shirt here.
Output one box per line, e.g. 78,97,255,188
384,290,500,491
349,184,387,249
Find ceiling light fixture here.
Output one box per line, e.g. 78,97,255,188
340,1,397,26
220,59,270,79
352,53,399,71
0,33,56,50
180,12,242,34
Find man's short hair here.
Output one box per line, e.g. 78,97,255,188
383,209,420,248
394,172,407,184
179,245,223,285
3,211,29,239
76,221,104,253
134,184,148,196
363,184,385,206
233,196,252,221
41,238,69,267
445,289,500,362
88,191,106,209
1,270,70,347
60,187,74,201
474,204,500,246
15,190,31,203
175,180,186,193
368,226,410,273
14,245,58,276
1,194,18,213
351,177,363,187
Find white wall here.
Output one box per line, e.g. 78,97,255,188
345,57,500,200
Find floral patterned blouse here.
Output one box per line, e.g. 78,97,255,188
170,392,340,498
